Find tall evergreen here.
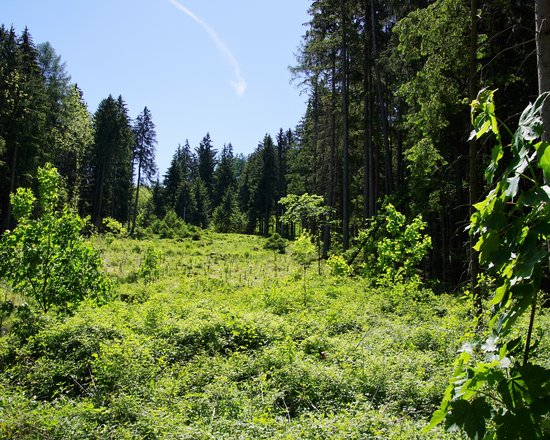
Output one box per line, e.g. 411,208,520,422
163,140,195,222
131,106,157,234
87,95,134,227
196,133,217,209
0,26,47,230
214,142,236,208
257,134,278,235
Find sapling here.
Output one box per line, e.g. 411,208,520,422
291,232,316,305
0,164,112,313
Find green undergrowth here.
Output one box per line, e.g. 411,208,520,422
1,233,545,439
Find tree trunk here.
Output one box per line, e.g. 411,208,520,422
4,136,18,230
313,76,319,193
363,0,375,220
371,0,393,196
537,0,550,138
323,53,338,258
131,155,142,235
93,159,106,228
342,0,350,251
470,0,481,317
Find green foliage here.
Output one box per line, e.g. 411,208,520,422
138,248,163,284
279,193,330,233
87,94,134,227
0,164,112,313
101,217,127,237
326,254,352,278
264,233,287,254
146,210,201,240
291,231,316,269
358,203,431,283
430,91,550,438
211,191,246,233
394,0,469,178
0,231,484,438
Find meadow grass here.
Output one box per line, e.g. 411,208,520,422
1,232,546,438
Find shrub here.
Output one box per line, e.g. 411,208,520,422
0,164,112,313
145,210,202,240
101,217,127,237
264,233,287,254
356,203,431,283
138,248,163,284
326,255,352,278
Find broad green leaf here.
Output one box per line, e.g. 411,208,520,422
523,186,550,206
498,373,528,409
495,408,541,440
518,93,548,141
538,142,550,182
426,408,447,431
485,143,504,183
517,363,550,400
445,398,490,439
491,283,509,306
512,249,548,283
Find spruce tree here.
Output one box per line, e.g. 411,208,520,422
131,106,157,234
0,26,47,230
214,142,236,208
196,133,217,208
163,140,195,221
87,95,134,227
258,134,278,235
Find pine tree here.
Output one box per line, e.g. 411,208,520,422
0,26,47,230
87,95,134,227
258,134,278,235
163,140,195,221
131,106,157,234
214,142,236,208
196,133,217,209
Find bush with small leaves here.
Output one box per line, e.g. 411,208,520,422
326,255,352,278
138,248,163,284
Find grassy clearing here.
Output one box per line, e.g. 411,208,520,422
0,232,546,438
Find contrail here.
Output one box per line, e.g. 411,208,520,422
169,0,247,96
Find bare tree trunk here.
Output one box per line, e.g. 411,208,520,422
131,156,142,235
537,0,550,139
371,0,393,196
363,0,374,221
342,0,350,251
313,76,319,193
93,160,106,228
323,54,338,258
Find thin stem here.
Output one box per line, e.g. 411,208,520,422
523,290,538,366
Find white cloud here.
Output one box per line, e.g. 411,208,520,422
168,0,247,96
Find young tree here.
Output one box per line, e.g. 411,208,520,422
0,164,111,313
131,106,157,234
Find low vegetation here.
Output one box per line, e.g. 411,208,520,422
0,230,489,439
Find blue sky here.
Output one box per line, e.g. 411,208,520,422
1,0,311,175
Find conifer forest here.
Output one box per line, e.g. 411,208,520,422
1,1,549,438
